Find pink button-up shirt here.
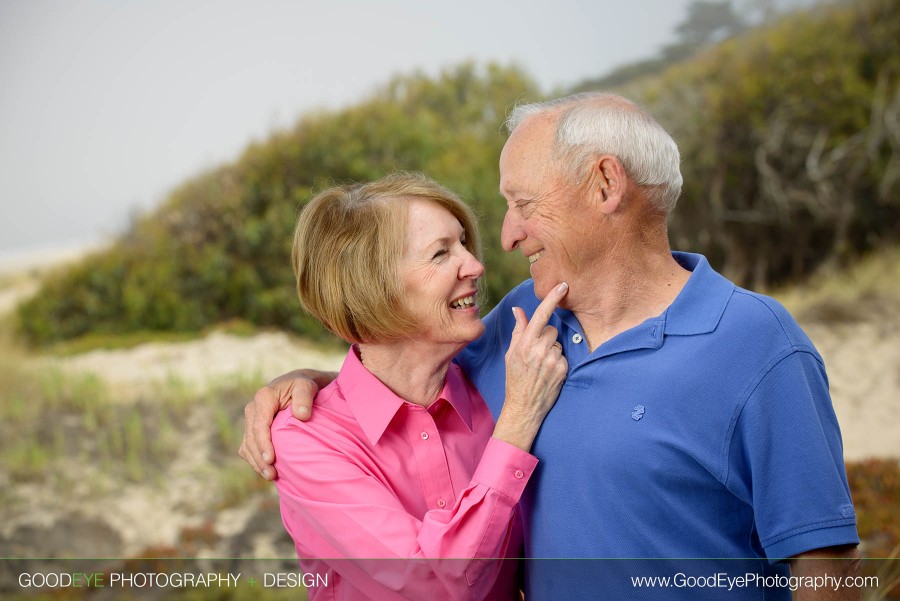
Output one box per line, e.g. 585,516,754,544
272,346,537,600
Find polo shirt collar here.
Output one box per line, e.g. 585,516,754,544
335,346,475,446
664,252,734,336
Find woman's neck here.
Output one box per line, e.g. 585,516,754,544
356,341,460,407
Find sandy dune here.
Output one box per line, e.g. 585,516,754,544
1,245,897,460
50,319,900,461
57,330,347,397
0,245,897,571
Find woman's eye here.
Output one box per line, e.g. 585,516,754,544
432,249,448,260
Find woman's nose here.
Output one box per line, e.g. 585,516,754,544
460,250,484,280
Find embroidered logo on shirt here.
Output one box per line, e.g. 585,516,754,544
631,405,646,421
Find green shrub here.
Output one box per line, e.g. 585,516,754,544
847,459,900,559
15,0,900,346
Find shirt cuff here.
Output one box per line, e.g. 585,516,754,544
763,522,859,563
471,437,538,500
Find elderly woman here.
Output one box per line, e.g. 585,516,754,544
271,172,567,600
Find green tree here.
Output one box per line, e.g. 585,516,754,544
18,63,540,345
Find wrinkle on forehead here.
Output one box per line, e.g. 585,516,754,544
499,118,560,199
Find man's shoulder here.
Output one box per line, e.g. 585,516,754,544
496,279,539,309
677,252,817,355
726,286,793,324
479,279,539,336
724,286,817,352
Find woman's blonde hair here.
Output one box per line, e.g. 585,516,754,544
292,172,481,343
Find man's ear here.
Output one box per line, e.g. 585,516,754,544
591,155,628,215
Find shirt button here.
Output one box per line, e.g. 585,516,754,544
420,431,429,440
514,469,525,479
437,498,446,508
572,333,583,344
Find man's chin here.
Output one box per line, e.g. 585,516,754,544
533,280,571,310
530,264,558,299
532,280,552,301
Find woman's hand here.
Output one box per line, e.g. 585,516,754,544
239,369,337,479
493,282,569,452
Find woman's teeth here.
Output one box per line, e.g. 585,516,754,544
450,295,476,309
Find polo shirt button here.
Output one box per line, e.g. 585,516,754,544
420,431,429,440
514,469,525,479
572,333,583,344
437,498,446,508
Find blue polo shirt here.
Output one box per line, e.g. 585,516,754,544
457,252,858,600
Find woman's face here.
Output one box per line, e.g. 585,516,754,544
401,198,485,347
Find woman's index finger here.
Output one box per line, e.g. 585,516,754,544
525,282,568,337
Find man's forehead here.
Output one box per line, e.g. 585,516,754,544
500,145,553,186
502,119,556,164
499,114,560,192
498,165,523,197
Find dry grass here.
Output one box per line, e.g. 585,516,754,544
774,246,900,324
1,246,898,599
0,315,263,494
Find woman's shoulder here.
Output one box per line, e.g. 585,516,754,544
271,382,357,450
271,380,384,488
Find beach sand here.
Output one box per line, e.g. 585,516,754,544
0,244,896,563
1,244,896,460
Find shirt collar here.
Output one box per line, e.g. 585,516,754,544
663,252,734,336
335,346,475,446
440,362,475,432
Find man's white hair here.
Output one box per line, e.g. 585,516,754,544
505,92,683,213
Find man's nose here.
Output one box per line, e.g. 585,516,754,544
501,209,524,252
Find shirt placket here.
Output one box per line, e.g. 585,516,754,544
405,403,455,511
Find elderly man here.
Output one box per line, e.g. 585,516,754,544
241,92,860,600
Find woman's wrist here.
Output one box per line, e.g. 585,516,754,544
491,410,542,452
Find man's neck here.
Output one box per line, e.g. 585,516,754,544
569,249,690,352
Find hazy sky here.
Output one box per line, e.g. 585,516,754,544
0,0,699,255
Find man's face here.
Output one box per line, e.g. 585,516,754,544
498,115,597,300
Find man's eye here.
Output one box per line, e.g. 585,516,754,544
517,199,539,216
